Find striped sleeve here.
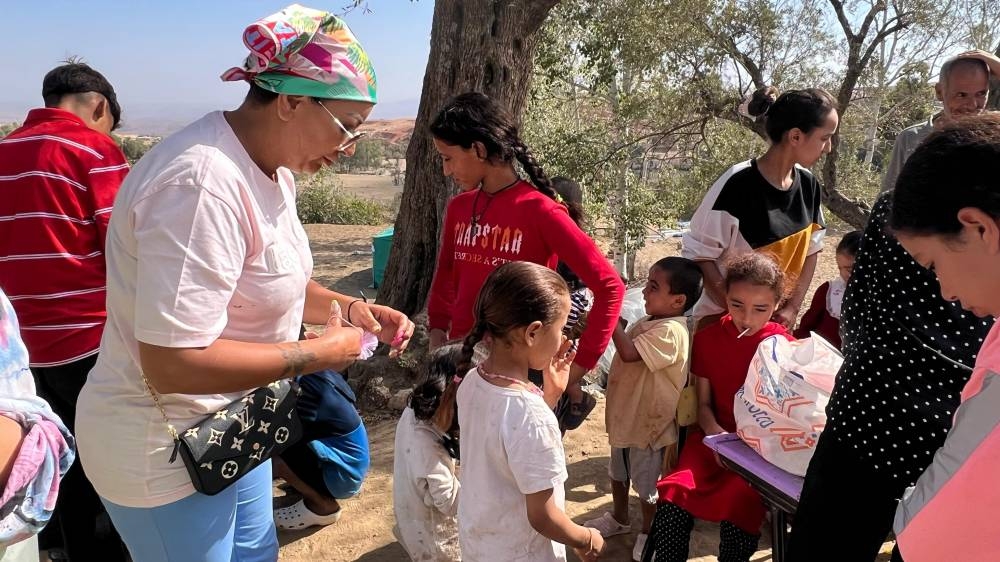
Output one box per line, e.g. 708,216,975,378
681,162,749,262
806,174,825,255
86,142,129,252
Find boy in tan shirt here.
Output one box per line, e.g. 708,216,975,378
584,257,702,561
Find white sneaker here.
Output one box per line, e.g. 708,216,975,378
633,532,654,561
583,512,632,538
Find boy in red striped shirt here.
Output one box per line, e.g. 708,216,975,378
0,62,129,561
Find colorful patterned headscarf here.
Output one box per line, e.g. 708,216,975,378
221,4,377,104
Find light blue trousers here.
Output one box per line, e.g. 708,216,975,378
102,461,278,562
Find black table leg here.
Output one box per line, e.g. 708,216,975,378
771,506,788,562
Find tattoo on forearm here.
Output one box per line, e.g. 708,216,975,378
279,342,317,377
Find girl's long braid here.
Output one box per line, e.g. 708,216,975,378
456,319,488,377
511,138,584,226
433,328,482,433
510,138,554,197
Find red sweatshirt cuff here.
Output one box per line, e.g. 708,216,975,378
427,313,450,333
573,347,601,371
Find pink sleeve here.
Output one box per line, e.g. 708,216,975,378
542,206,624,370
427,203,457,334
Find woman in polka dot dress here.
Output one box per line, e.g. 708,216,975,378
786,142,992,561
889,113,1000,562
648,253,792,561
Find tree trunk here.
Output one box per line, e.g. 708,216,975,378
377,0,560,315
821,136,871,229
819,68,871,230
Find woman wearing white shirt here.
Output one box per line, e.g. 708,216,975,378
75,6,413,562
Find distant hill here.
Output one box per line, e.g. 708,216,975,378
362,118,415,145
0,101,415,144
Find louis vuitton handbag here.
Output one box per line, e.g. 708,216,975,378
143,373,303,496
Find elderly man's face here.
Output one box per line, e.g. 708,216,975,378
937,64,990,121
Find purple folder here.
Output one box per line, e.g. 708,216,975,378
702,432,804,513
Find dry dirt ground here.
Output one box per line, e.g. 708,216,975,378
279,220,895,561
337,173,401,205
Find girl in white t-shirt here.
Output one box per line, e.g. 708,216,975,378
454,261,605,562
392,345,463,561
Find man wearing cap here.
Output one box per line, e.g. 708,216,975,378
73,5,413,561
0,62,130,562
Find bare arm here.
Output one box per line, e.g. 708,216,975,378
696,375,725,436
775,251,820,327
610,320,642,363
139,303,362,395
526,488,603,560
697,260,727,310
0,416,24,486
957,49,1000,77
303,280,358,325
789,252,820,312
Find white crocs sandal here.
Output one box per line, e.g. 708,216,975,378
274,499,342,530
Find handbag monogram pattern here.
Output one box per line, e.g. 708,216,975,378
144,374,302,496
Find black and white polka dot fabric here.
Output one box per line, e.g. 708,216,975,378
718,521,760,562
825,192,994,488
648,502,759,562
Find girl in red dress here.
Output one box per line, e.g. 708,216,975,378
649,253,793,561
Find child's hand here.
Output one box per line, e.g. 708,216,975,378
772,304,798,328
702,422,726,437
428,328,447,351
543,338,575,406
573,527,604,561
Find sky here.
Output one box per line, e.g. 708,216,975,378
1,1,434,132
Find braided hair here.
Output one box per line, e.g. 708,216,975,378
408,344,463,435
431,92,581,224
456,319,488,378
411,344,463,420
456,261,570,374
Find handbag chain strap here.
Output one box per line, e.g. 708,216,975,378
140,370,180,442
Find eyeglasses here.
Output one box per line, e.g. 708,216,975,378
315,99,366,153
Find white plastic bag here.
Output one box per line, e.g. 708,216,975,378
733,333,843,476
596,287,648,379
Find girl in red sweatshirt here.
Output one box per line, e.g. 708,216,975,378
426,92,624,424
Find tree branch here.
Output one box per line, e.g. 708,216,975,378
585,119,706,169
520,0,561,33
828,0,855,42
860,17,913,71
857,0,886,43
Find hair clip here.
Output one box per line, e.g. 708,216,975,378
554,193,565,204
